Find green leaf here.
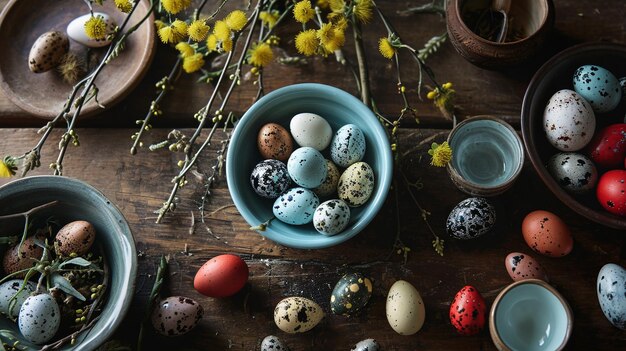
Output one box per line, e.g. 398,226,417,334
51,273,85,301
59,257,96,269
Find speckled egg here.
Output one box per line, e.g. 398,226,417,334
351,339,380,351
337,162,375,207
313,199,351,236
573,65,622,113
449,286,486,336
55,220,96,256
330,124,366,168
290,113,333,150
274,297,324,333
257,123,293,162
313,159,340,198
261,335,291,351
547,152,598,194
619,77,626,98
273,188,319,225
28,31,69,73
446,197,496,240
151,296,203,336
330,272,373,316
597,263,626,330
18,294,60,344
0,279,36,318
67,13,116,48
543,89,596,151
2,235,44,277
250,160,291,199
522,210,573,257
504,252,549,282
386,280,425,335
287,147,327,189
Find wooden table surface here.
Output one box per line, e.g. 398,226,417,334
1,0,626,350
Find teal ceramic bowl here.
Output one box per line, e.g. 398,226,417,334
489,279,573,351
226,83,393,249
0,176,136,351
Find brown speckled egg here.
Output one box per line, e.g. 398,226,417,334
55,220,96,256
151,296,203,336
257,123,293,162
505,252,549,282
313,159,340,198
274,297,324,333
522,210,573,258
2,235,44,276
28,31,69,73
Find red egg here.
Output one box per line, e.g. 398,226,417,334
522,210,573,257
194,254,249,298
449,285,486,336
586,124,626,169
597,170,626,216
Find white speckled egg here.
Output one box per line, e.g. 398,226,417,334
547,152,598,194
0,279,36,318
273,188,319,225
18,294,60,344
337,162,375,207
446,197,496,240
386,280,425,335
287,147,327,189
330,124,366,167
290,113,333,150
250,160,291,198
274,297,324,333
573,65,622,113
313,199,350,236
67,13,116,48
151,296,204,336
313,159,340,198
351,339,380,351
597,263,626,330
543,89,596,151
261,335,290,351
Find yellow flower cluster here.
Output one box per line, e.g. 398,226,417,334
427,82,456,120
114,0,133,13
188,20,209,42
293,0,315,24
158,20,188,44
259,10,279,28
328,0,372,23
161,0,191,15
428,141,452,167
175,42,194,58
378,37,395,59
295,22,346,56
84,15,107,40
248,43,274,67
182,53,204,73
225,10,248,31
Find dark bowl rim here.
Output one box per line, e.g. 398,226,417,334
521,42,626,230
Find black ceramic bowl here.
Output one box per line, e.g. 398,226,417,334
521,42,626,230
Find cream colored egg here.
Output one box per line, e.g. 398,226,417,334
290,113,333,150
273,297,324,333
338,162,375,207
386,280,425,335
67,13,116,48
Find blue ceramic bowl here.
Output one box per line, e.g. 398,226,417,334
0,176,136,351
489,279,573,351
226,83,393,249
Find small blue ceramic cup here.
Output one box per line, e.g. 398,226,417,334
447,115,524,196
489,279,573,351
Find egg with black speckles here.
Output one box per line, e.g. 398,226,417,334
619,77,626,99
522,210,573,257
597,263,626,330
273,297,324,333
386,280,425,335
449,285,486,336
505,252,548,282
55,220,96,256
446,197,496,240
543,89,595,151
330,272,373,316
151,296,203,336
337,162,375,207
273,187,319,225
547,152,598,194
330,124,366,167
18,294,60,344
28,31,69,73
261,335,291,351
313,199,351,236
0,279,36,318
257,123,293,162
313,159,340,198
3,234,44,277
287,147,327,189
351,339,380,351
250,159,291,199
290,113,333,150
573,65,621,113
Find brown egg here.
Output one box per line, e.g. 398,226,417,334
522,210,573,257
2,235,44,276
28,31,69,73
55,220,96,256
505,252,549,282
257,123,293,162
151,296,203,336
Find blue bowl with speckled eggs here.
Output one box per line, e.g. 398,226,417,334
226,83,393,249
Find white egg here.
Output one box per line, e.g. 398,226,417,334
543,89,596,151
547,152,598,194
313,199,350,236
0,279,36,318
261,335,290,351
386,280,425,335
67,13,116,48
19,294,61,344
290,113,333,150
351,339,380,351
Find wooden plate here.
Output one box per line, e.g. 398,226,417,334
0,0,155,119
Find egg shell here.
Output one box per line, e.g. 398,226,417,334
194,254,249,298
2,235,44,277
250,159,291,199
619,77,626,99
330,124,366,167
313,199,351,236
290,113,333,150
313,159,340,198
55,220,96,256
151,296,203,336
273,297,324,333
446,197,496,240
330,272,373,316
543,89,596,151
0,279,36,318
547,152,598,194
28,31,69,73
272,187,320,225
67,12,116,48
597,170,626,216
287,147,327,189
573,65,622,113
257,123,293,162
522,210,573,257
18,294,60,344
597,263,626,330
351,339,380,351
504,252,549,282
337,162,375,207
386,280,425,335
449,285,486,336
586,124,626,169
261,335,291,351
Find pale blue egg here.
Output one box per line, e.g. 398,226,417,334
273,187,320,225
573,65,621,113
287,147,327,189
597,263,626,330
330,124,366,168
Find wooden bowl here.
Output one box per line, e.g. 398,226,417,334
0,0,155,119
521,42,626,230
446,0,554,69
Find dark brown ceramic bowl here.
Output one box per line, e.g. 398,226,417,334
446,0,554,69
521,42,626,230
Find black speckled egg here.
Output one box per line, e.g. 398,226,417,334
261,335,291,351
446,197,496,240
151,296,203,336
351,339,380,351
330,272,373,316
250,159,291,199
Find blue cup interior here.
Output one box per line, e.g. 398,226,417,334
226,83,393,249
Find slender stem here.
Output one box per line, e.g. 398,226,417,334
137,256,169,351
352,21,370,107
0,201,58,221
